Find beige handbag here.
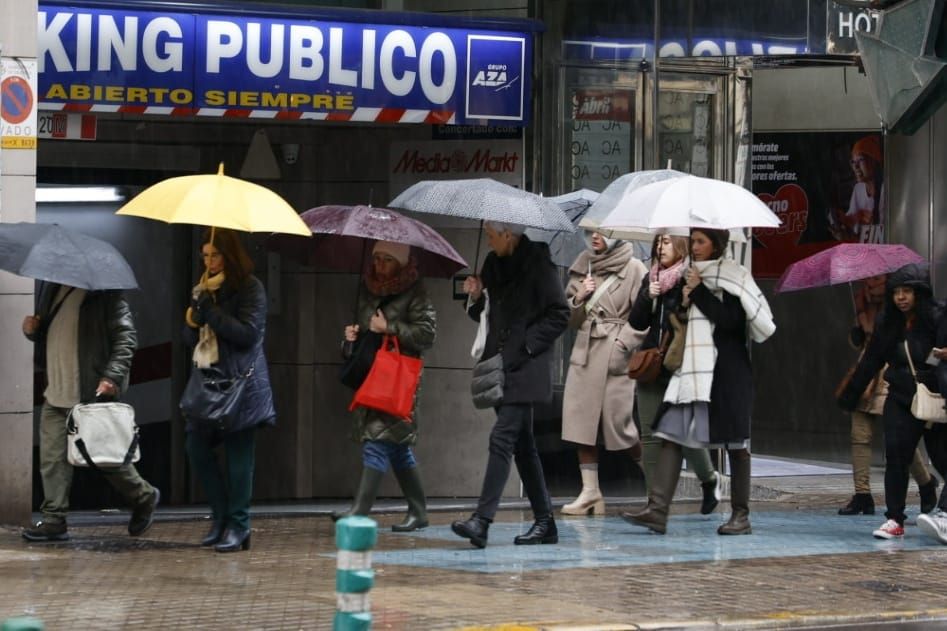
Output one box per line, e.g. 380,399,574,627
905,341,947,424
67,402,141,470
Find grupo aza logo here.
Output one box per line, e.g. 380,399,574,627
465,35,526,120
471,64,518,90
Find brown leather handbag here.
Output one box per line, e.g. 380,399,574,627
628,331,669,383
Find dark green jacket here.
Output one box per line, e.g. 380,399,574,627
349,280,436,445
29,283,137,403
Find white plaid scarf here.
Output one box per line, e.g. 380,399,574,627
664,258,775,404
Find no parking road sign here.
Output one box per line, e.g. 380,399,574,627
1,58,37,150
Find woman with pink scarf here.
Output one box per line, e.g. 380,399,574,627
626,234,720,514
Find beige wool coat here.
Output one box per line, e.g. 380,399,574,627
562,243,648,450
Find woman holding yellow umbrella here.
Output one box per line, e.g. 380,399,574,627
117,164,308,552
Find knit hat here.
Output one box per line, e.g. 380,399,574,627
372,240,410,266
852,135,882,166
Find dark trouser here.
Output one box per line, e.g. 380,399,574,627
39,402,154,524
882,398,947,524
186,427,256,531
476,403,552,521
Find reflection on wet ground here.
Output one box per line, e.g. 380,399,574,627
2,500,947,629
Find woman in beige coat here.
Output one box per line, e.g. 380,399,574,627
561,232,648,515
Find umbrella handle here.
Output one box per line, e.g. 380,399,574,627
473,220,483,274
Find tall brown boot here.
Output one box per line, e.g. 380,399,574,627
621,441,683,534
718,449,752,535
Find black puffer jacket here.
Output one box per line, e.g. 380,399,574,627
467,236,569,405
29,282,137,403
840,263,942,411
183,275,276,434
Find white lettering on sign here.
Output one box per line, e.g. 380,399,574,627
39,11,184,73
838,11,879,38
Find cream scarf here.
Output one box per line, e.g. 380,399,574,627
186,272,226,368
664,258,775,404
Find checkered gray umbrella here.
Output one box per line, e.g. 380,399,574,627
389,178,576,232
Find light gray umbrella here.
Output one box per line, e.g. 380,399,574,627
580,169,687,236
0,222,138,290
525,189,599,267
390,178,576,232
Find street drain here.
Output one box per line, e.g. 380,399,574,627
850,580,913,593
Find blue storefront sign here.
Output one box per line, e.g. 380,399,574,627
37,3,535,125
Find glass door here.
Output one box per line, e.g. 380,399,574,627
645,71,730,179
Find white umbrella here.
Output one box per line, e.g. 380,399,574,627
579,169,687,234
389,178,575,232
598,174,781,232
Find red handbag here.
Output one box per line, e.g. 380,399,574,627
349,335,422,421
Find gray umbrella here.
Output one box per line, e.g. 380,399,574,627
525,189,599,267
0,222,138,290
390,178,576,232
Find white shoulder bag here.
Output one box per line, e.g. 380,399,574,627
905,341,947,425
67,402,141,469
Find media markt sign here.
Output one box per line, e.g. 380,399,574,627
1,57,38,149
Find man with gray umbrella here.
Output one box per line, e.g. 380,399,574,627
452,221,570,548
21,282,159,542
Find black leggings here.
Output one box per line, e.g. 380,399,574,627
882,397,947,524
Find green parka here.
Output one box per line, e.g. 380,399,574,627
350,279,436,444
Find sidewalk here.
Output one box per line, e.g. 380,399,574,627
2,460,947,630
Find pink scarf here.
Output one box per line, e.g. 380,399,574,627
651,259,685,295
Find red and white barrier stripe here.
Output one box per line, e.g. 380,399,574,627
40,102,455,124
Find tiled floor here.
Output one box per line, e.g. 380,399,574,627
3,490,947,630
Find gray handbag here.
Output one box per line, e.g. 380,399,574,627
66,402,140,470
471,354,505,409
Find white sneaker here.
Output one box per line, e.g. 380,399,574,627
917,510,947,544
872,519,904,539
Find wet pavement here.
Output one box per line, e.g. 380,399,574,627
3,469,947,630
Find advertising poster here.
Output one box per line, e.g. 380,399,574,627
751,130,885,278
568,88,634,190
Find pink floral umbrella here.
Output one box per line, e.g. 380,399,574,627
775,243,925,293
269,204,467,278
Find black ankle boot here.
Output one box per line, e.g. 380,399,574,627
838,493,875,515
514,514,558,545
700,472,721,515
920,478,939,514
451,513,490,548
200,521,225,547
214,528,251,552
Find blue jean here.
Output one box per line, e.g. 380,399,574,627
363,439,417,473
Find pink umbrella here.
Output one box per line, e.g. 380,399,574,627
775,243,925,293
269,204,467,278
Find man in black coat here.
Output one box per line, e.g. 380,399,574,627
452,223,570,548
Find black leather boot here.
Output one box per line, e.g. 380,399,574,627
700,472,721,515
214,527,251,552
718,449,752,535
451,513,490,548
838,492,875,515
391,467,429,532
331,467,384,522
200,521,226,547
514,513,558,545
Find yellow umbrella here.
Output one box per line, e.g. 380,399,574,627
116,163,310,236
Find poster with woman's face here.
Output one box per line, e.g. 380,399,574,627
751,130,884,278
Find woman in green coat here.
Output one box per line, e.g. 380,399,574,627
333,240,437,531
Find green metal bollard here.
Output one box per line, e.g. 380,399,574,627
1,617,44,631
333,516,377,631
